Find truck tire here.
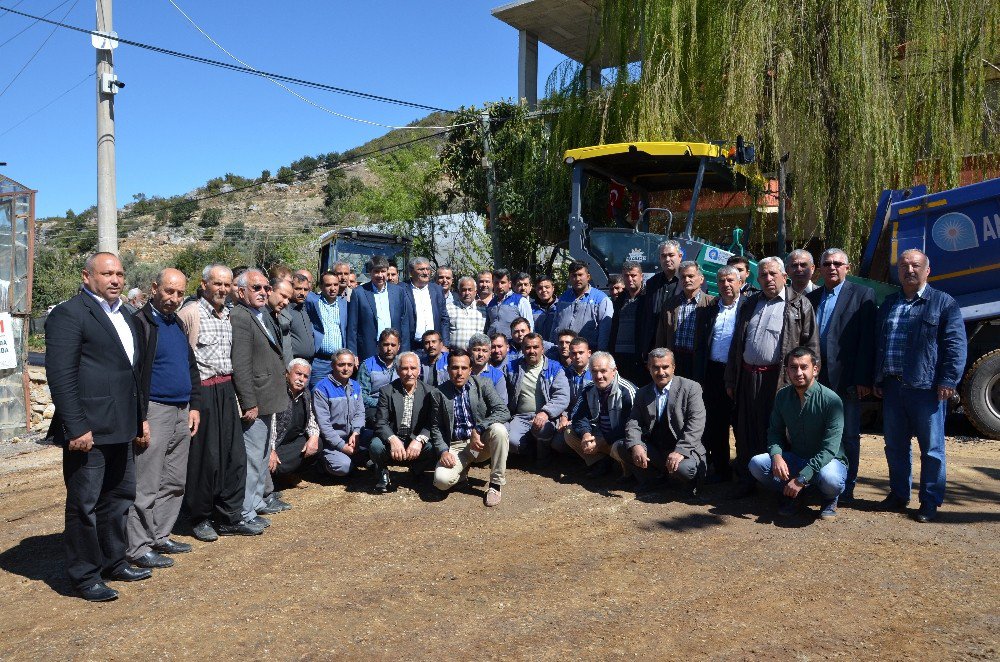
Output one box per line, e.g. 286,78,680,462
962,349,1000,440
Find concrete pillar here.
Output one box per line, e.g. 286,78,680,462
518,29,538,109
586,65,602,90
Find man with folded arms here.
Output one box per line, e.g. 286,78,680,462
749,347,847,519
370,352,437,493
128,268,201,570
431,349,512,506
618,348,707,501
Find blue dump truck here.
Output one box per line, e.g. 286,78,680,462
860,176,1000,438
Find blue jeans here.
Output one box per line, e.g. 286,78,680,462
748,451,847,499
881,379,947,507
842,393,862,494
309,357,332,389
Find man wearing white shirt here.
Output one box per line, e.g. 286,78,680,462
694,265,743,482
403,256,451,347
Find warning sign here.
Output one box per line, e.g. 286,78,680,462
0,313,17,370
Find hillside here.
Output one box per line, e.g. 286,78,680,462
38,113,448,264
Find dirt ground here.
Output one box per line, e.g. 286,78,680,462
0,432,997,661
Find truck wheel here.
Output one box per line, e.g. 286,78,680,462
962,350,1000,440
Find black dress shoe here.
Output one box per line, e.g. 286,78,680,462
131,551,174,569
251,515,271,528
152,539,192,554
78,582,118,602
374,469,393,494
267,493,293,511
216,521,263,536
191,520,219,542
104,565,153,582
878,493,910,512
258,501,284,515
915,504,938,523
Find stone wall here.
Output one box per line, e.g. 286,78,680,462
27,365,53,431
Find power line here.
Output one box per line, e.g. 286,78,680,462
0,4,453,113
0,0,71,49
0,0,79,99
165,0,472,131
0,70,91,137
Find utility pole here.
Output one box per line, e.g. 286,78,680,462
95,0,118,253
480,111,500,268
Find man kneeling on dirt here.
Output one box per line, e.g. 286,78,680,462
616,348,707,502
748,346,847,520
369,352,436,494
556,351,637,479
431,349,512,507
268,359,320,487
314,348,369,477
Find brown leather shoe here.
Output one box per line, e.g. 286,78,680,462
484,486,502,507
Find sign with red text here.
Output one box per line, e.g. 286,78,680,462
0,313,17,370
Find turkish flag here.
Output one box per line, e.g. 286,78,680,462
630,194,645,222
608,181,626,219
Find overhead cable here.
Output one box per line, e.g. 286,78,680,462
165,0,473,131
0,4,453,113
0,70,91,137
0,0,80,99
0,0,71,49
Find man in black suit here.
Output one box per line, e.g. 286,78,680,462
369,352,437,494
46,252,149,602
806,248,876,503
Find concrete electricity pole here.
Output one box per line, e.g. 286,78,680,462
95,0,119,254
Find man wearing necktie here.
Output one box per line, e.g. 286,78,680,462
617,348,708,501
46,253,148,601
231,269,289,531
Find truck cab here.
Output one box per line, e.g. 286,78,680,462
563,141,760,295
317,228,411,280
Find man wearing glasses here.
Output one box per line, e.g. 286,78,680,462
806,249,876,504
231,269,289,533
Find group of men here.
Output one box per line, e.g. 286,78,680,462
46,242,966,602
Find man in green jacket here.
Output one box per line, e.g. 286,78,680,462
749,346,847,519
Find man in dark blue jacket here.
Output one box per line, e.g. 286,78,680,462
874,249,967,523
806,248,876,503
402,256,451,348
347,255,414,362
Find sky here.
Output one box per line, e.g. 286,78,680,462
0,1,566,218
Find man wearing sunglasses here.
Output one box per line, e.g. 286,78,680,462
806,248,877,504
231,269,289,533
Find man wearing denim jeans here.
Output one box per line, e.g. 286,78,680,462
806,248,877,504
749,346,847,519
873,249,966,523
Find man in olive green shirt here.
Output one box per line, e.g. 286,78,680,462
749,346,847,519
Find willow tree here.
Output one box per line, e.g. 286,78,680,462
445,0,999,267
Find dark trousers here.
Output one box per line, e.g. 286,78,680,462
273,434,316,476
613,352,646,387
674,349,695,379
63,442,135,591
369,435,435,472
619,441,705,487
734,366,781,482
702,360,734,480
183,381,246,526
